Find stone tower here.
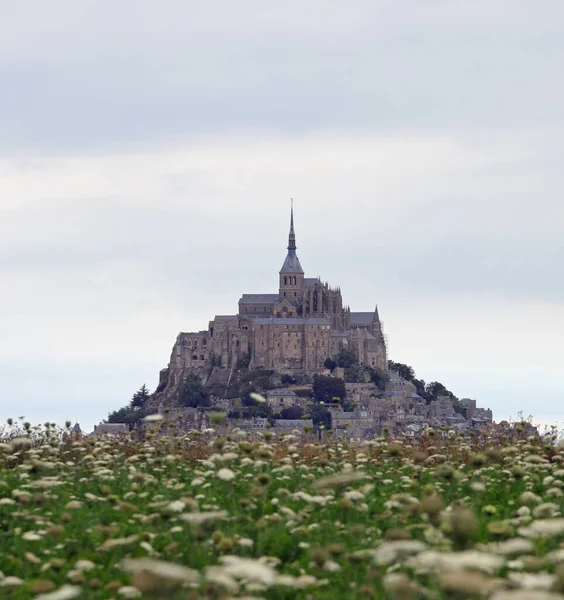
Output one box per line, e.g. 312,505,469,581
279,202,304,303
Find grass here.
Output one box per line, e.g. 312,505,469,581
1,418,564,599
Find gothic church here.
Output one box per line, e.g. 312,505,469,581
167,206,387,386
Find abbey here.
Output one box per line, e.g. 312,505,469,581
167,206,387,387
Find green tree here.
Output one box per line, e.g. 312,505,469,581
370,368,390,391
180,374,210,408
279,405,304,420
337,348,358,368
312,375,346,404
388,360,415,381
281,374,296,386
324,358,337,371
307,403,332,430
130,384,151,408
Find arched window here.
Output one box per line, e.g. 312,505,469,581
199,354,204,360
192,355,198,360
284,276,287,285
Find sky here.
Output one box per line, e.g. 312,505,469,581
1,0,563,433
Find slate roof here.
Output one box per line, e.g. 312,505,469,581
280,249,304,274
213,315,237,322
239,294,279,304
254,317,330,326
266,390,297,397
350,312,374,325
303,278,318,287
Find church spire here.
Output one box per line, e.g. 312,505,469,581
280,199,304,275
288,198,296,250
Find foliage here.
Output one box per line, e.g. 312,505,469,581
307,402,332,430
236,353,251,369
281,374,296,386
344,362,364,383
369,367,390,391
323,357,337,371
387,360,415,381
130,384,151,408
107,384,152,430
312,375,346,404
180,374,210,408
336,348,358,368
0,416,561,599
279,405,304,420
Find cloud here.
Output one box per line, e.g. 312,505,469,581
1,1,564,151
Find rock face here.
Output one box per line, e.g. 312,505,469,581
151,206,387,406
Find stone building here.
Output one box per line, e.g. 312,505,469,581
161,206,387,392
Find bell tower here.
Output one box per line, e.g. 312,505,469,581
279,199,304,300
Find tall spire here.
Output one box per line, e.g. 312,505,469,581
280,198,304,274
288,198,296,250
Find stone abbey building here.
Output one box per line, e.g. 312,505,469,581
166,207,387,388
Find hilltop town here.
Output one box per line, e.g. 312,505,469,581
99,205,493,440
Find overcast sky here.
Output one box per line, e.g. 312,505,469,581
1,1,563,432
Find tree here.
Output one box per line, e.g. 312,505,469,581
324,358,337,371
280,405,304,420
281,374,296,386
426,381,457,402
307,403,332,430
388,360,415,381
337,348,358,368
180,374,210,408
370,368,390,391
130,384,151,408
313,375,346,404
344,362,364,383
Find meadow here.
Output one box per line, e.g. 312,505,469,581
1,415,564,600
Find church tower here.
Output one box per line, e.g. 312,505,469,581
279,201,304,301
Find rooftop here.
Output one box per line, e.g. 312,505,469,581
239,294,279,304
254,317,331,326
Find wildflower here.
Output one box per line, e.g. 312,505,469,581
438,570,502,596
249,393,266,403
518,519,564,538
220,555,276,585
373,540,427,565
1,576,24,587
382,573,421,599
34,585,82,600
407,550,505,574
180,511,228,525
121,558,199,593
312,471,366,490
217,468,235,482
117,586,142,598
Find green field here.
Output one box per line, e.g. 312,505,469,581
2,418,564,599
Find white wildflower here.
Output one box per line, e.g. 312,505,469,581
35,585,82,599
507,572,556,590
373,540,427,565
75,560,96,571
220,555,276,585
118,586,142,598
217,468,235,482
180,511,228,525
1,576,24,587
407,550,505,574
167,500,186,513
249,393,267,403
518,519,564,538
120,558,200,584
22,531,42,541
143,414,164,422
